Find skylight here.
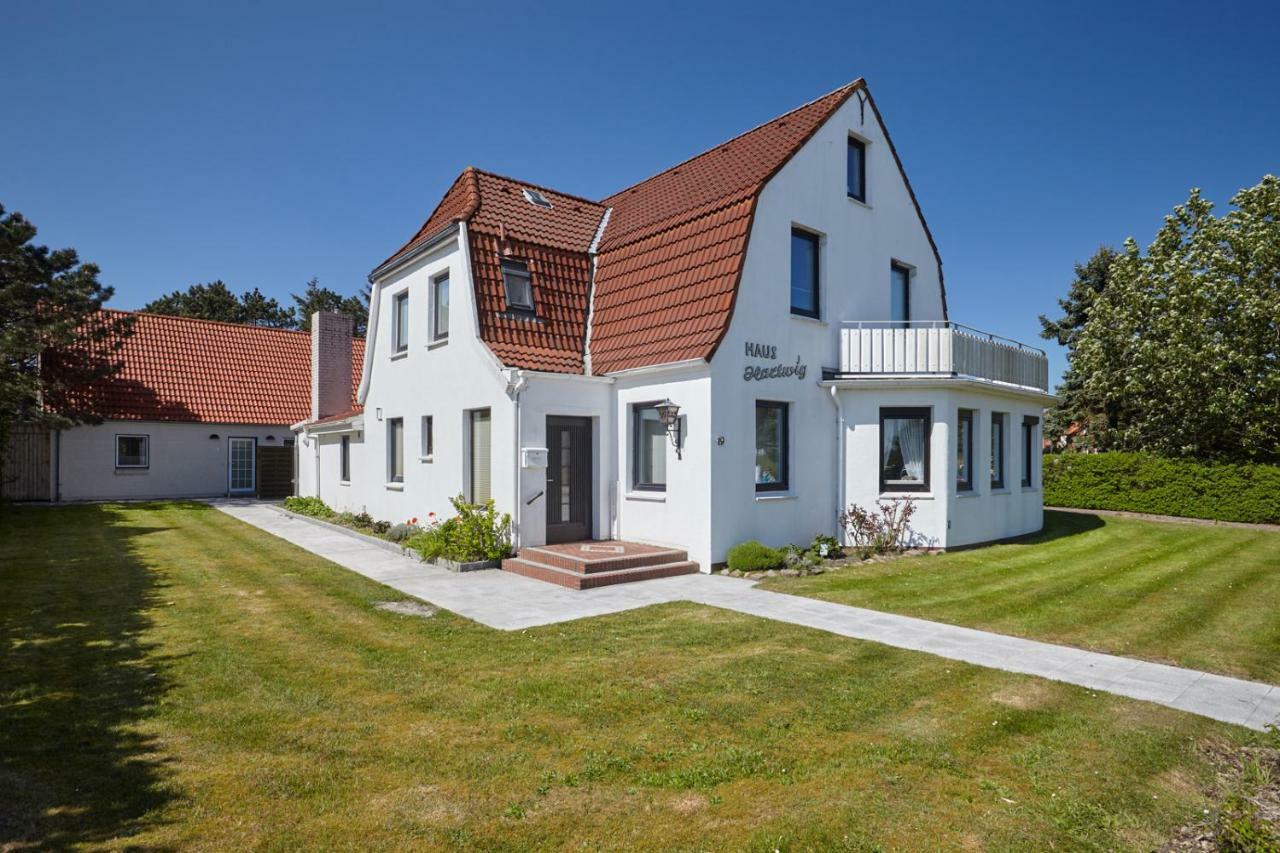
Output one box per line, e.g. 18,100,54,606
522,188,553,209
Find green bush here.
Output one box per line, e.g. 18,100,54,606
282,496,333,518
726,540,785,572
1043,452,1280,524
407,496,513,563
386,523,421,543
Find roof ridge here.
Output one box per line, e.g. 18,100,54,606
602,78,865,205
469,167,606,209
105,308,314,336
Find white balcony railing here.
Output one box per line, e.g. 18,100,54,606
837,321,1049,393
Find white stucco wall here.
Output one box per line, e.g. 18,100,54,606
57,420,289,501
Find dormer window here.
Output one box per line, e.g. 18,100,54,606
501,259,535,313
522,188,553,209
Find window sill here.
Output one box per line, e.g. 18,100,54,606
419,455,433,463
114,468,149,475
1022,486,1040,494
790,314,828,327
989,487,1010,495
847,195,872,210
754,492,797,502
390,351,408,362
625,491,666,503
385,482,404,491
880,492,934,500
427,338,448,350
955,490,980,499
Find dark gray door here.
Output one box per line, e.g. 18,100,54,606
546,416,592,544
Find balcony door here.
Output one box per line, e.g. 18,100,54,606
545,416,592,544
228,437,256,495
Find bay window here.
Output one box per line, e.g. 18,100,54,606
1022,415,1039,488
991,413,1006,489
880,407,930,492
956,409,974,492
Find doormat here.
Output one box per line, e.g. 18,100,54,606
580,544,625,554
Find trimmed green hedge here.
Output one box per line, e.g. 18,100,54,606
1043,452,1280,525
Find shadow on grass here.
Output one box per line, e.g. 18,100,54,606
944,509,1105,553
0,502,180,849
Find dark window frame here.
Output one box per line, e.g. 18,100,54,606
879,406,932,493
890,261,912,328
431,272,449,341
500,258,535,314
115,433,150,469
1021,415,1039,488
990,413,1006,490
340,435,351,482
847,136,867,202
754,400,790,493
421,415,434,458
387,417,404,483
631,402,667,492
790,228,821,319
956,409,975,492
392,290,409,352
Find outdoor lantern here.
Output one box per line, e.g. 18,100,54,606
655,399,683,459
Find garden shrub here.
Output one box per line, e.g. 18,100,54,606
838,499,918,558
1043,452,1280,524
809,534,843,560
282,496,333,518
385,522,421,543
726,540,785,572
407,496,513,563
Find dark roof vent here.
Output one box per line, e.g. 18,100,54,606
522,188,553,209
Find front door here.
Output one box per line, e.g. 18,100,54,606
546,416,592,544
228,437,256,494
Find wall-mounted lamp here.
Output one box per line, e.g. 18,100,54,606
376,408,383,421
209,433,220,440
655,399,683,459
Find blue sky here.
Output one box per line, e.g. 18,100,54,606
5,1,1278,382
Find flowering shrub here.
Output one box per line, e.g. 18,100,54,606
837,499,918,559
407,496,513,563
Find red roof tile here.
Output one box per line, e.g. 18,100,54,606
47,311,364,425
376,79,944,375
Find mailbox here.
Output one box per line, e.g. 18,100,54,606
521,447,549,468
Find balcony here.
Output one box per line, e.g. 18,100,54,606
833,321,1050,393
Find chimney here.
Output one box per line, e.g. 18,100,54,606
311,311,353,421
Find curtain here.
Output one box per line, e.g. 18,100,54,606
899,418,925,481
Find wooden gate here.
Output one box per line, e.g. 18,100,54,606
255,445,294,499
2,424,52,502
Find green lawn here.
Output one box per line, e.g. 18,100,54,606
0,503,1269,850
763,510,1280,683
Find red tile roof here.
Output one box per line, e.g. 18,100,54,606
377,79,944,375
47,311,364,425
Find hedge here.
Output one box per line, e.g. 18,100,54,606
1042,452,1280,525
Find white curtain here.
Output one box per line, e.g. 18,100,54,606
899,418,925,482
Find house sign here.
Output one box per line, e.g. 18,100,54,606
743,341,808,382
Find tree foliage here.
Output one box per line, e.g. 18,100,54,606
1039,246,1118,442
0,204,134,447
1071,175,1280,463
142,280,294,328
291,277,369,337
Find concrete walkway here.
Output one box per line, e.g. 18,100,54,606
216,503,1280,732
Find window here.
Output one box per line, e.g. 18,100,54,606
115,434,149,468
956,409,975,492
754,401,789,492
890,263,911,327
632,404,667,491
420,415,433,459
847,136,866,202
387,418,404,483
393,291,409,352
431,273,449,340
790,229,820,318
1022,415,1039,488
522,188,552,208
501,259,534,313
469,409,491,503
990,413,1006,489
340,435,351,482
880,407,931,492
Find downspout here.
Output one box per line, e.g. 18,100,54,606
313,432,320,498
506,369,529,545
53,428,61,502
826,385,846,543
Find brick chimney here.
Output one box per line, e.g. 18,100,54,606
311,311,353,421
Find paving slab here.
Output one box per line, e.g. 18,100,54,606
214,502,1280,732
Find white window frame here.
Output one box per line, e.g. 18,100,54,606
115,434,150,469
392,290,409,353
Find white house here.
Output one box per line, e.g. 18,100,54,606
29,311,363,501
294,79,1054,581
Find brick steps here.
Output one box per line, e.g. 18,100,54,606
501,542,699,589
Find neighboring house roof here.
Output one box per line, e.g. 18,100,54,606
47,311,364,425
375,78,945,376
